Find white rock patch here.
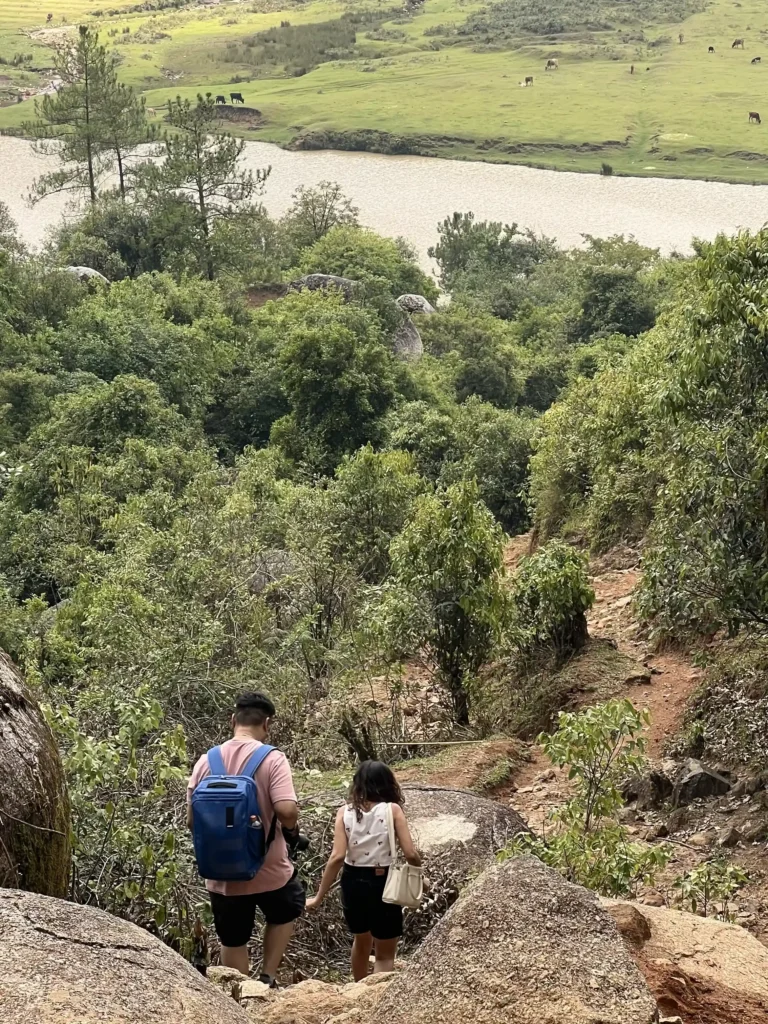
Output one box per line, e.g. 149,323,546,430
410,814,478,851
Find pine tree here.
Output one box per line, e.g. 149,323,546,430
22,27,149,205
143,94,269,280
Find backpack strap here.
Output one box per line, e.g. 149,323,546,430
207,746,226,776
241,743,275,781
242,744,280,850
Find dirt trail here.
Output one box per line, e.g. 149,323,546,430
502,546,702,829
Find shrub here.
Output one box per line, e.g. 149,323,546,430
510,541,594,656
390,480,507,725
502,700,671,896
673,860,749,920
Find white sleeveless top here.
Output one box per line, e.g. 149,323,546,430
343,802,394,867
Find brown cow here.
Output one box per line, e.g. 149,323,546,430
732,38,745,49
525,76,534,86
749,111,761,124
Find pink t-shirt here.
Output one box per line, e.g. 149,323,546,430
187,738,297,896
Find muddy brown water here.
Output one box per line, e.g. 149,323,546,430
3,136,768,268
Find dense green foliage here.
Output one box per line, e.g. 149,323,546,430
6,53,761,951
531,228,768,643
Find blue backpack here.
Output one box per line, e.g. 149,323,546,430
191,744,276,882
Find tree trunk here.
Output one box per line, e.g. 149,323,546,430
450,675,470,727
0,652,71,896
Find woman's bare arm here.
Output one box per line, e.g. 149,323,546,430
392,804,422,866
306,807,348,909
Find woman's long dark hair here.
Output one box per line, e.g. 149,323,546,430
349,760,404,821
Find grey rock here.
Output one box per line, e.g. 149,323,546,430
0,889,249,1024
393,319,423,361
63,265,110,284
374,856,658,1024
718,826,743,848
623,769,674,811
396,293,437,315
287,274,359,299
673,759,731,807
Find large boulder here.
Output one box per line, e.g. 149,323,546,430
373,856,657,1024
0,652,70,896
672,758,731,806
403,783,528,880
63,265,110,284
606,899,768,1024
0,889,250,1024
396,294,436,315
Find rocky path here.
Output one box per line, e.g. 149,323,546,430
506,548,703,829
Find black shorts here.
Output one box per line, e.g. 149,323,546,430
340,864,403,941
209,871,306,948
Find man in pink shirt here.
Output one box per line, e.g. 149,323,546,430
187,692,304,984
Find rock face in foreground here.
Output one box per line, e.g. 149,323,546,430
0,652,70,896
606,899,768,1024
0,889,250,1024
374,856,658,1024
209,968,391,1024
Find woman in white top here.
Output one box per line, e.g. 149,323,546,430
306,761,421,980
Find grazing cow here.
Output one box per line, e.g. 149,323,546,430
545,59,558,70
749,111,761,124
732,38,745,49
752,56,762,64
708,46,715,53
215,95,226,104
230,92,245,104
525,76,534,86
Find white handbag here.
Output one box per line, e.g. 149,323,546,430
382,802,423,909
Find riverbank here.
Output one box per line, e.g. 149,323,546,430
4,0,768,184
4,135,768,264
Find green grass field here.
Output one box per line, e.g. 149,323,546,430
4,0,768,181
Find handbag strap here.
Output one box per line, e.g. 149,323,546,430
385,802,399,864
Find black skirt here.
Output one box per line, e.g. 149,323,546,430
340,863,403,940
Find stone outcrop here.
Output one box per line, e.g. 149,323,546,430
288,274,359,299
373,856,657,1024
63,265,110,283
0,652,70,896
0,889,250,1024
393,319,423,361
396,294,436,315
606,899,768,1024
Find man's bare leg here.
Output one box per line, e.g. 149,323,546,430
260,921,295,982
221,943,250,976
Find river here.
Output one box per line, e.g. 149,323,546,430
2,135,768,266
